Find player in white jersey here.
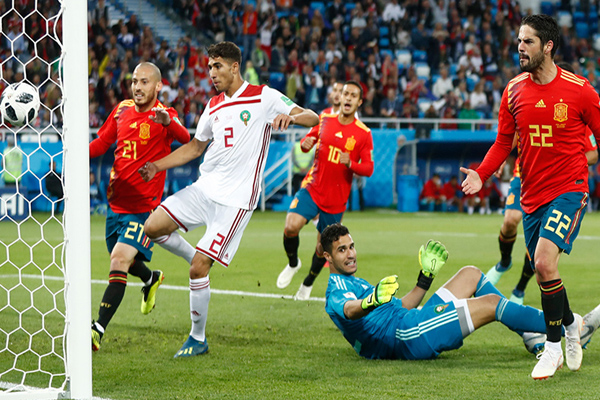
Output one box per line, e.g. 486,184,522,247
138,42,319,357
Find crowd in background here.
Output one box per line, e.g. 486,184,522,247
2,0,600,129
5,0,600,212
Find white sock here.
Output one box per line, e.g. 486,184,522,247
154,232,196,264
545,340,562,354
189,276,210,342
565,318,579,337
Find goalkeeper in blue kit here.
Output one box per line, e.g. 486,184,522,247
323,223,600,361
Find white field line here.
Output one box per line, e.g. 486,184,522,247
0,274,327,302
0,381,112,400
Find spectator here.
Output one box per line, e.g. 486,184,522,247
270,36,287,72
469,81,490,116
443,175,464,212
420,173,446,211
432,65,454,99
458,100,479,129
241,3,258,63
380,87,404,118
243,60,260,85
2,135,23,188
291,140,315,194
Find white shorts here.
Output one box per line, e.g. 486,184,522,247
435,287,475,337
159,183,253,267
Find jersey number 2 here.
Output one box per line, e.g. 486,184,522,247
224,127,234,148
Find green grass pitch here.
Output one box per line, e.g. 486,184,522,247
3,210,600,399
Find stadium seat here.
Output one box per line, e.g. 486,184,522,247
557,11,572,27
380,49,393,60
449,63,458,76
309,1,326,15
575,22,589,38
417,98,432,113
379,37,390,48
415,62,430,79
379,26,389,37
593,33,600,51
413,50,427,63
268,72,286,92
573,11,586,24
395,49,412,67
541,1,554,16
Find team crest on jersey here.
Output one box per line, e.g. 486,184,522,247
553,101,568,122
139,122,151,139
506,193,515,206
434,304,449,314
240,110,251,126
129,122,137,129
345,136,356,151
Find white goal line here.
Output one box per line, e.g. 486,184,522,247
0,274,327,302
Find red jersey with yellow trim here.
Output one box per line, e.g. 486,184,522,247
301,114,374,213
512,128,597,178
90,99,190,214
476,67,600,213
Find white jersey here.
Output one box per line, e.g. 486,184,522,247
194,81,297,210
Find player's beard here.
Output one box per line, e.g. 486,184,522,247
519,49,544,72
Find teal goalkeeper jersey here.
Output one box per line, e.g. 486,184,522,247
325,273,409,359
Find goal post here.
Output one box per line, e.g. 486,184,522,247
63,0,93,398
0,0,92,399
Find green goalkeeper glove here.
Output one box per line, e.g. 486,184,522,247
361,275,399,310
418,240,448,278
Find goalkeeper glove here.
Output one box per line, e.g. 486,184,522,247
418,240,448,278
361,275,399,310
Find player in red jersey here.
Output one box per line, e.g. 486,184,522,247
88,62,190,351
277,81,374,300
460,15,600,380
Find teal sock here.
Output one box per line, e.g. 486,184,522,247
496,297,546,334
475,273,505,298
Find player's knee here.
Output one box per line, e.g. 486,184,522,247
190,255,212,279
109,254,133,272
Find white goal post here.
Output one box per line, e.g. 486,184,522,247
1,0,92,399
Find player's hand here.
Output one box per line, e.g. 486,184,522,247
418,240,448,278
459,167,482,195
138,162,158,182
272,114,295,131
149,107,171,126
301,136,317,151
361,275,399,310
339,152,351,167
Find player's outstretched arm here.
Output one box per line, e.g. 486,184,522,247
459,167,483,195
272,106,319,131
342,276,399,320
402,240,449,310
138,138,209,182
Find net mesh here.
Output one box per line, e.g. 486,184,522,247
0,0,67,394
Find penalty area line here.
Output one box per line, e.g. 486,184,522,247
0,274,326,302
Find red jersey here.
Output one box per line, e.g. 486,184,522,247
476,67,600,213
420,179,443,200
89,99,190,213
301,114,374,213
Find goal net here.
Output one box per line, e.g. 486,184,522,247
0,1,92,399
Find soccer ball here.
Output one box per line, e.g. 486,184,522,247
0,82,40,127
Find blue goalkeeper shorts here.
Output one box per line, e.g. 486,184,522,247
105,207,154,261
394,292,467,360
288,188,343,233
522,192,588,264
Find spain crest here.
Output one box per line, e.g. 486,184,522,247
553,102,568,123
345,136,356,152
139,122,151,140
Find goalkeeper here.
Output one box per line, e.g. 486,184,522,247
323,223,597,360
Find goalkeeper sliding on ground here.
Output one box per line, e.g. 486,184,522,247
322,223,600,369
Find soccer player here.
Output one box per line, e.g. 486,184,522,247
276,81,374,300
89,62,191,351
486,61,599,305
460,15,600,379
322,223,600,361
138,42,319,357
